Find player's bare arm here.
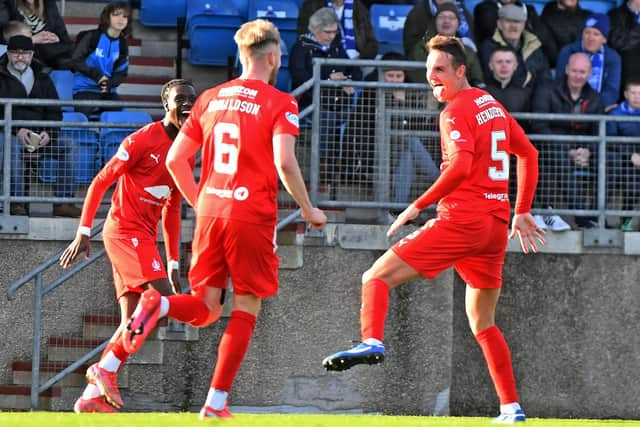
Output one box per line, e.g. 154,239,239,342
166,132,200,208
273,134,327,229
387,151,472,237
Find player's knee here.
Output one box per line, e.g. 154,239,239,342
189,304,222,327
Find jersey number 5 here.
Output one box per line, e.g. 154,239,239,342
213,122,239,175
489,130,509,181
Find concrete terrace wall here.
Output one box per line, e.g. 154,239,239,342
0,223,639,418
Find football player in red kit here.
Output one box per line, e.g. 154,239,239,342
122,19,326,419
59,79,197,412
322,35,545,424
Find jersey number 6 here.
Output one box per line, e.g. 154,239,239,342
213,122,239,175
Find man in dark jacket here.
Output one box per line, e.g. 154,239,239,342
485,46,534,122
540,0,592,67
532,52,604,229
478,4,550,89
0,35,79,217
473,0,555,63
608,0,640,99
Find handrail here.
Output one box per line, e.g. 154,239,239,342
5,209,304,410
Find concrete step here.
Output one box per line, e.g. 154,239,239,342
120,76,166,97
129,56,175,77
82,313,168,340
11,361,130,389
47,337,164,365
0,384,60,410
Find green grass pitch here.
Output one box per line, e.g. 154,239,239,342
1,413,639,427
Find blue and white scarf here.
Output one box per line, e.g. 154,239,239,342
619,101,640,115
328,0,358,58
429,0,471,39
585,45,604,93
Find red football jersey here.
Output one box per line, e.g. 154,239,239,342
180,78,300,225
98,122,181,239
437,87,530,222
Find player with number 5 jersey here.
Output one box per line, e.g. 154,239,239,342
122,19,326,420
322,35,545,424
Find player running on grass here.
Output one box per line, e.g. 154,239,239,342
322,35,545,424
59,79,197,413
121,19,327,420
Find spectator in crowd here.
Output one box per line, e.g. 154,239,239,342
290,7,361,158
343,52,440,203
0,35,79,217
608,0,640,99
531,52,604,230
407,2,484,86
478,4,550,88
70,1,130,118
403,0,474,55
297,0,378,59
0,0,73,70
555,13,621,112
485,46,534,123
0,20,31,56
540,0,592,67
606,81,640,231
473,0,556,62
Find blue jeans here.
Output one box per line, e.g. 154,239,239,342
0,134,24,197
393,137,440,204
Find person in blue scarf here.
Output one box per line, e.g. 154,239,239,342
70,2,130,118
555,13,621,112
607,81,640,230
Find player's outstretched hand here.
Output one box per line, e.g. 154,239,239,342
59,234,91,269
169,268,183,294
387,204,420,238
302,207,328,230
509,212,546,254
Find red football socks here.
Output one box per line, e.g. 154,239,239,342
360,278,390,341
211,310,257,392
475,325,519,404
167,294,211,326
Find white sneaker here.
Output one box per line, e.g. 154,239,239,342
493,409,526,423
544,215,571,231
533,215,547,230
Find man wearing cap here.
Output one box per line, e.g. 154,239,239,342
407,2,484,86
474,0,556,63
555,13,621,111
478,3,550,88
0,34,80,217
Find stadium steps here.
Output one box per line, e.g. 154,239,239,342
0,313,196,411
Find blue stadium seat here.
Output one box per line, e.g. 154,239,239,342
186,0,248,66
248,0,299,52
528,0,547,15
99,111,153,166
61,111,100,184
580,0,615,14
49,70,74,112
37,157,57,183
140,0,187,27
369,4,413,55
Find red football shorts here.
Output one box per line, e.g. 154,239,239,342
189,216,279,299
392,214,509,288
103,235,167,299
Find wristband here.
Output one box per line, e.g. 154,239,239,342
77,226,91,237
168,260,180,271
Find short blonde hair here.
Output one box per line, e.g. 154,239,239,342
234,19,280,58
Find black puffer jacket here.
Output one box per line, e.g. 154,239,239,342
608,3,640,90
540,1,592,65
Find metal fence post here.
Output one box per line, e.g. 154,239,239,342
30,273,43,410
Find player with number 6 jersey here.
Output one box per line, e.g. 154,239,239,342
322,35,545,424
122,19,326,420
